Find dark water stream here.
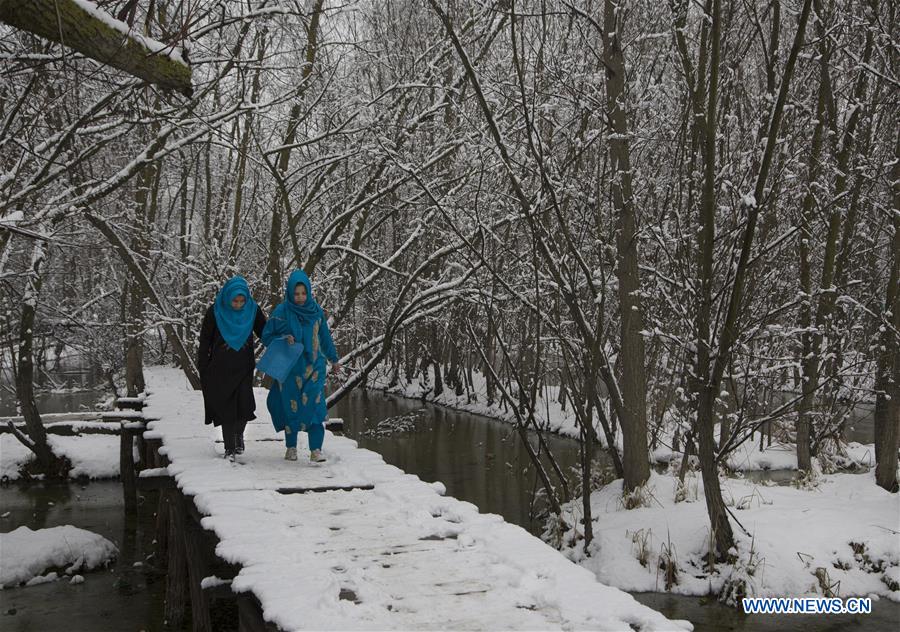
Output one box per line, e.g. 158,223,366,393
0,482,172,632
0,389,103,417
0,384,895,631
0,356,106,417
332,390,588,535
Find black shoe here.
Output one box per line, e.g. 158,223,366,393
224,449,236,461
235,435,245,455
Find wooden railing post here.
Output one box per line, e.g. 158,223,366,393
165,490,189,627
181,492,213,632
119,422,137,514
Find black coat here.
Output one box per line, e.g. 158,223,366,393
197,304,267,427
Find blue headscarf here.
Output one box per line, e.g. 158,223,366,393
283,270,323,362
213,276,257,351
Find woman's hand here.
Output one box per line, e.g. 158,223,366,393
332,362,343,374
285,335,295,345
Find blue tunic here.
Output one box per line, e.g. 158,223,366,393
262,303,338,436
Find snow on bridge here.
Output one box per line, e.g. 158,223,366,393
140,367,689,631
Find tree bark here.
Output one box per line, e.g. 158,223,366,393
798,0,874,468
14,239,65,475
698,0,812,558
229,31,266,265
602,0,650,493
125,155,159,397
796,0,833,471
0,0,191,95
874,132,900,492
693,0,735,559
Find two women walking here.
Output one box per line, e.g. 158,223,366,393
198,272,340,463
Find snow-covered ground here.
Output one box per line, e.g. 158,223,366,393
0,433,119,481
547,470,900,604
0,525,118,588
143,366,689,631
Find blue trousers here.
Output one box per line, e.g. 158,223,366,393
285,422,324,451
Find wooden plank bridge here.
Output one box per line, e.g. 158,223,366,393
118,367,687,632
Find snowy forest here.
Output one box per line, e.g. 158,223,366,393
1,0,898,626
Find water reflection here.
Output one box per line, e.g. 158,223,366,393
0,356,105,417
0,482,174,631
0,389,103,418
333,390,593,536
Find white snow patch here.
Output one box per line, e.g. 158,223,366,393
1,433,120,480
25,572,59,587
0,525,117,588
0,434,34,480
201,575,231,589
48,435,120,478
549,471,900,603
139,466,169,478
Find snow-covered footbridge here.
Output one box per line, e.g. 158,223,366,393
126,367,688,631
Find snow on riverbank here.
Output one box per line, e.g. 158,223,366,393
0,434,119,481
364,365,583,438
364,365,877,475
0,434,33,480
0,525,117,588
546,470,900,604
720,437,874,473
49,435,119,478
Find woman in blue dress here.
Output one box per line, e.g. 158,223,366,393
262,270,341,462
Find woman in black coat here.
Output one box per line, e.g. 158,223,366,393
197,276,266,460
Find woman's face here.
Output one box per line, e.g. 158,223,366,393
231,294,246,310
294,283,308,305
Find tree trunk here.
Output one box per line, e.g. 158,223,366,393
799,0,874,469
874,134,900,492
796,5,832,470
432,358,443,398
692,0,735,559
0,0,191,95
124,278,146,397
580,399,595,550
603,0,650,495
14,239,65,475
701,0,812,557
125,155,159,397
85,213,200,388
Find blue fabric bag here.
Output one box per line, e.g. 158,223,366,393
257,336,304,385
